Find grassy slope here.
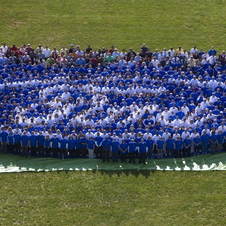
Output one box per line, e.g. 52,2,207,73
1,0,226,51
1,171,226,226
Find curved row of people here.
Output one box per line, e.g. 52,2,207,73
0,128,225,162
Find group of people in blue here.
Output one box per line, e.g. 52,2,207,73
0,43,226,163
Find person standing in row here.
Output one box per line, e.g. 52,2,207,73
156,137,165,159
44,135,51,157
102,137,111,163
111,137,120,162
119,139,128,163
51,134,59,158
138,139,147,164
183,135,192,157
87,137,95,159
29,131,37,157
128,139,137,163
20,132,29,157
59,136,68,159
147,136,154,159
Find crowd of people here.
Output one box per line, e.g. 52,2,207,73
0,42,226,163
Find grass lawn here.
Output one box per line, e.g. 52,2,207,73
1,170,226,226
1,0,226,51
1,0,226,225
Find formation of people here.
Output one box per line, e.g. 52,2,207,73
0,42,226,163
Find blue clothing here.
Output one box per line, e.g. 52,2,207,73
59,138,68,149
95,136,103,146
138,142,147,153
183,138,192,148
68,139,75,150
37,135,45,146
111,141,120,152
175,140,183,151
119,143,128,154
128,142,137,153
44,139,51,148
29,135,37,147
0,132,8,142
50,137,59,148
147,139,154,150
217,134,224,144
166,139,174,149
8,135,14,145
193,137,201,146
156,140,164,150
21,135,29,146
13,134,21,143
201,134,209,146
102,139,111,150
79,138,88,148
209,135,217,144
87,140,95,149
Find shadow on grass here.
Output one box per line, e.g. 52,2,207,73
92,169,155,178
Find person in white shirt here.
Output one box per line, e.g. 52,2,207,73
181,103,190,115
61,90,71,102
207,54,217,65
1,43,8,53
181,128,191,140
43,46,51,58
151,56,159,67
190,45,198,55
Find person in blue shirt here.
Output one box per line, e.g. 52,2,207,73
223,130,226,152
119,139,128,163
156,137,165,159
7,131,14,154
102,137,111,163
13,130,21,155
87,137,95,159
174,137,183,158
74,135,81,158
37,132,45,157
94,132,103,159
209,131,217,154
183,135,192,157
111,138,120,162
166,136,174,158
208,46,217,56
201,131,209,154
68,136,75,158
44,135,51,157
0,127,8,154
59,136,68,159
50,135,59,158
128,139,137,163
146,136,154,159
20,132,29,157
217,130,224,153
138,139,148,164
193,134,201,156
29,131,37,157
79,135,88,158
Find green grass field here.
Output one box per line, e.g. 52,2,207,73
1,0,226,51
1,0,226,225
1,171,226,226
